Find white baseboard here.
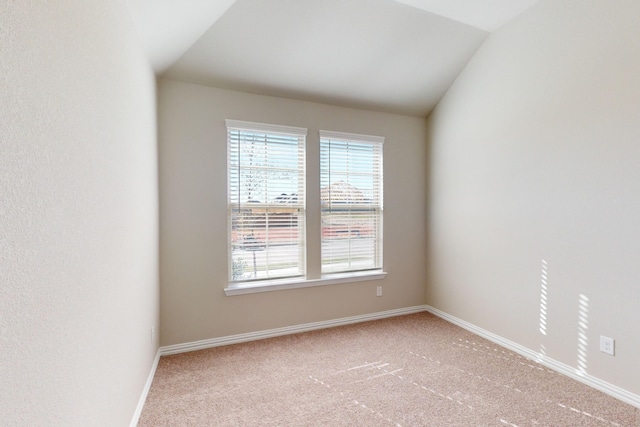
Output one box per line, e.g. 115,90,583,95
423,304,640,409
129,349,161,427
159,305,427,356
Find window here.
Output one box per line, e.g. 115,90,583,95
227,120,306,283
320,131,384,274
226,121,385,295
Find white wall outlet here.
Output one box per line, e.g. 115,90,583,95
376,286,382,297
600,335,615,356
151,326,155,344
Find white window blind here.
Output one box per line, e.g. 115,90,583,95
227,120,306,282
320,130,383,274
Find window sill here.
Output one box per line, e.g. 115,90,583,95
224,270,387,296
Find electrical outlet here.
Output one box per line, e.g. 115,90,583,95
376,286,382,297
151,326,155,344
600,336,615,356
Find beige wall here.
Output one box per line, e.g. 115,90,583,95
158,79,428,346
0,1,159,425
427,0,640,395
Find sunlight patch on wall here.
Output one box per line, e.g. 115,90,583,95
577,294,590,375
538,260,548,336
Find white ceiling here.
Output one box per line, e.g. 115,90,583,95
127,0,539,116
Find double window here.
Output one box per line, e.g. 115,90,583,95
227,120,383,291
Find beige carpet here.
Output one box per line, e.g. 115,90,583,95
139,313,638,426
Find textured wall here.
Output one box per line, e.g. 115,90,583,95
0,1,159,425
158,80,428,346
427,0,640,397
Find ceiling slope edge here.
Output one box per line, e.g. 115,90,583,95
394,0,539,32
126,0,237,73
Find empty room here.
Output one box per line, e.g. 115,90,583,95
2,0,639,425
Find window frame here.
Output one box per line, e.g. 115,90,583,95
224,121,386,296
319,130,384,275
226,119,307,284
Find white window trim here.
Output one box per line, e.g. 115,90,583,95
226,119,307,137
224,122,386,296
319,130,384,274
227,119,307,283
224,270,387,296
319,130,385,144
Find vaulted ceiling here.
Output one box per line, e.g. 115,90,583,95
127,0,538,116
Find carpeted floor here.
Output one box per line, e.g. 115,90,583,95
139,313,638,426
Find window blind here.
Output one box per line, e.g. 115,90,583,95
227,120,307,282
320,130,383,274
